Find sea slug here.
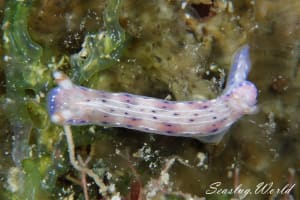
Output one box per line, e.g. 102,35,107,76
47,45,258,143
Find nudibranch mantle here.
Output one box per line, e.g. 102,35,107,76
47,45,258,143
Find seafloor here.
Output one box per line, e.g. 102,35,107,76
0,0,299,199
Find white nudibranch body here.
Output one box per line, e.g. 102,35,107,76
47,45,258,143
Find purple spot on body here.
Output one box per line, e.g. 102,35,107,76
221,118,227,122
189,119,195,122
66,119,73,124
194,113,199,116
124,94,132,97
173,112,179,116
211,128,218,133
166,130,173,134
79,86,89,91
164,100,176,104
96,90,105,94
110,109,115,112
151,110,156,113
124,112,129,115
153,116,157,119
102,99,107,103
213,116,217,119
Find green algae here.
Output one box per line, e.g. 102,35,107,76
71,0,129,83
1,0,130,199
2,0,61,199
3,0,51,92
3,0,47,166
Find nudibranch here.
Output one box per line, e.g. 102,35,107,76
47,45,257,143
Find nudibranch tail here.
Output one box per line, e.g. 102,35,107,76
225,45,251,93
47,45,258,143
